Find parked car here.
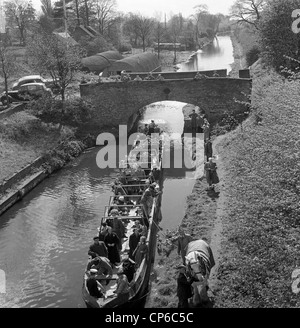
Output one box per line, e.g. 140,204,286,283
0,82,53,105
11,75,60,93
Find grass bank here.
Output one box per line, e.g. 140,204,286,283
213,70,300,307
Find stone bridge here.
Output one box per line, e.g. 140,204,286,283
79,72,252,133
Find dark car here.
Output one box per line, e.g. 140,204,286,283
0,82,53,105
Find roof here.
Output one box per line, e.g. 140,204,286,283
53,32,78,46
21,82,46,87
81,51,124,74
108,53,160,73
18,75,43,82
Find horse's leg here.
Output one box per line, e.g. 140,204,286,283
198,277,209,303
191,282,201,307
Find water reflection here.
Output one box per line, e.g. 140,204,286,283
178,35,234,73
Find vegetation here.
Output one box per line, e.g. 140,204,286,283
259,0,300,72
214,69,300,307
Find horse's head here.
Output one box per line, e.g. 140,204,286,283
186,252,208,282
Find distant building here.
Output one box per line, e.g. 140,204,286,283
81,51,124,74
53,32,78,46
153,42,185,51
103,52,161,76
72,25,101,42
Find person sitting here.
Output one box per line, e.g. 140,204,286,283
134,75,142,81
86,268,105,298
113,268,130,300
88,236,108,259
140,183,161,217
143,124,149,135
87,256,113,280
116,195,129,213
121,253,136,283
148,120,156,135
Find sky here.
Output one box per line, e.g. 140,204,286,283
31,0,236,17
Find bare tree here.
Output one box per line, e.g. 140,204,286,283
0,40,17,107
169,14,182,63
230,0,266,30
153,19,165,59
136,15,154,52
4,0,36,45
93,0,117,37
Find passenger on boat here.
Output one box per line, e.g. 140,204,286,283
112,268,130,303
112,216,126,250
87,256,113,280
148,120,156,135
98,222,108,241
116,196,129,214
129,228,141,260
143,124,149,135
88,236,108,259
140,183,161,217
134,220,147,236
104,226,121,266
133,236,148,269
86,268,106,299
121,253,136,283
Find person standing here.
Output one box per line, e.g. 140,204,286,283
204,138,213,162
204,157,219,190
129,228,141,260
133,236,148,269
176,265,194,308
104,226,121,266
88,236,108,259
189,109,199,136
177,228,194,265
203,118,210,142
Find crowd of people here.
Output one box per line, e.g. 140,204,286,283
85,129,163,303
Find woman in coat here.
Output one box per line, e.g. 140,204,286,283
133,236,148,269
204,157,219,189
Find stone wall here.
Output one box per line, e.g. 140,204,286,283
80,77,252,131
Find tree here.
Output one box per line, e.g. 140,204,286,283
27,32,85,106
0,40,17,107
4,0,36,45
93,0,117,37
123,13,140,46
230,0,266,30
135,15,154,52
259,0,300,72
153,19,165,59
168,14,182,63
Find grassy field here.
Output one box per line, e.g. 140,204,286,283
0,111,64,181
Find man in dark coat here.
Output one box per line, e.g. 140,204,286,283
88,236,108,259
86,268,104,298
129,228,141,260
104,226,121,265
176,265,194,308
189,109,199,136
204,138,213,162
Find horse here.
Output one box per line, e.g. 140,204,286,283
185,239,215,306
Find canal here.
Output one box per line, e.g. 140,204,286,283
0,35,234,308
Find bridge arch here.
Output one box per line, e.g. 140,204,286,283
80,77,252,131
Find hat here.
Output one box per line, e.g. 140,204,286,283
93,236,99,240
90,268,98,274
176,264,186,270
110,209,119,215
119,196,125,201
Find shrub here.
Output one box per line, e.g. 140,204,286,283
246,45,260,66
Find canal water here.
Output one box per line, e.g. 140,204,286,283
0,35,234,308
